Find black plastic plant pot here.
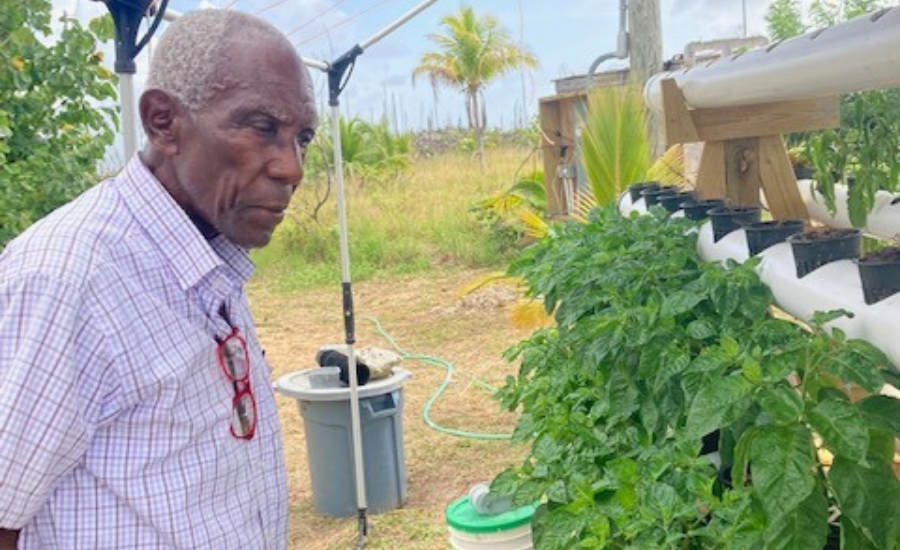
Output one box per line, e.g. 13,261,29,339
856,246,900,304
708,206,762,242
659,191,696,213
641,186,677,207
744,219,805,256
794,165,815,180
628,181,661,202
787,228,862,279
682,199,725,221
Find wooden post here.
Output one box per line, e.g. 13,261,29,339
539,99,564,218
724,138,761,207
758,135,809,220
539,95,580,219
696,142,726,199
628,0,664,158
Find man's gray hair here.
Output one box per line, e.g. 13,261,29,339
146,9,293,111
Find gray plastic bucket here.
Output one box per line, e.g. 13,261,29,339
275,367,411,517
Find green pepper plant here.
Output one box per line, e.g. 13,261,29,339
492,206,900,549
807,88,900,228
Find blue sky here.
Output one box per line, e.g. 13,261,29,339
62,0,795,133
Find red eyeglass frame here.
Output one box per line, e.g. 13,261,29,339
216,326,258,440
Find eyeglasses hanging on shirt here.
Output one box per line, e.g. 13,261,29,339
216,305,257,440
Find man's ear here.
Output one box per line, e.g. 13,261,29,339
139,89,184,156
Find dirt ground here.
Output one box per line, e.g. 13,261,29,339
248,268,534,549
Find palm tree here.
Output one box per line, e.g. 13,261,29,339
412,5,538,166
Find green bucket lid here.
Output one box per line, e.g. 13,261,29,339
445,495,536,534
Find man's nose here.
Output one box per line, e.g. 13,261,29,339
269,137,305,185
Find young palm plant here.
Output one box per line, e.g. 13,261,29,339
579,81,662,207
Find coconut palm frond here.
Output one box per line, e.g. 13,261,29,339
647,144,686,186
457,271,516,298
517,208,550,239
579,82,651,206
574,189,597,222
477,192,525,218
510,299,554,330
507,179,547,211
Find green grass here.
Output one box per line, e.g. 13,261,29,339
252,146,534,291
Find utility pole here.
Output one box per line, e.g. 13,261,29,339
628,0,664,157
743,0,748,37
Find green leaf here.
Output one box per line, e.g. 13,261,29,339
547,480,568,504
648,483,680,524
757,384,803,425
653,346,691,388
840,516,879,550
749,425,816,518
824,339,890,393
9,27,34,45
687,319,717,340
810,309,854,326
661,290,705,318
686,375,753,439
581,515,610,548
534,505,585,550
721,335,742,358
829,456,900,550
806,399,870,464
514,479,546,508
640,396,660,439
732,427,759,487
763,484,829,550
489,467,519,497
858,395,900,436
688,348,732,375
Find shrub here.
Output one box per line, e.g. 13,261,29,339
0,1,117,246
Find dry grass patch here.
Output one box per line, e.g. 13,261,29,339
250,268,533,549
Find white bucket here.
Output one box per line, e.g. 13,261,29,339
445,495,535,550
448,523,533,550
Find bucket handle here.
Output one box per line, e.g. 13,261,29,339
362,391,399,419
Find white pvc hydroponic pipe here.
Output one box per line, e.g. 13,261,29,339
622,181,900,242
798,181,900,241
695,222,900,382
619,193,900,375
644,6,900,112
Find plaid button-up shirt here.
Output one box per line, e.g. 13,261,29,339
0,157,288,549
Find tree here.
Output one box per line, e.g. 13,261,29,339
765,0,886,40
764,0,808,41
0,1,117,246
808,0,885,27
412,5,537,168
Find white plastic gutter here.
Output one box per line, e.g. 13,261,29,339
619,193,900,376
643,6,900,112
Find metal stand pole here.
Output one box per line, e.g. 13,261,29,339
320,3,440,547
100,0,168,159
119,73,137,158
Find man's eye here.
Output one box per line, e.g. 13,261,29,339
251,120,278,136
296,130,315,149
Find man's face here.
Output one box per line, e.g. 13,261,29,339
173,41,318,248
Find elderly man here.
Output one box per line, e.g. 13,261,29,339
0,9,317,549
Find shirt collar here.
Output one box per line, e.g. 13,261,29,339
115,156,255,292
